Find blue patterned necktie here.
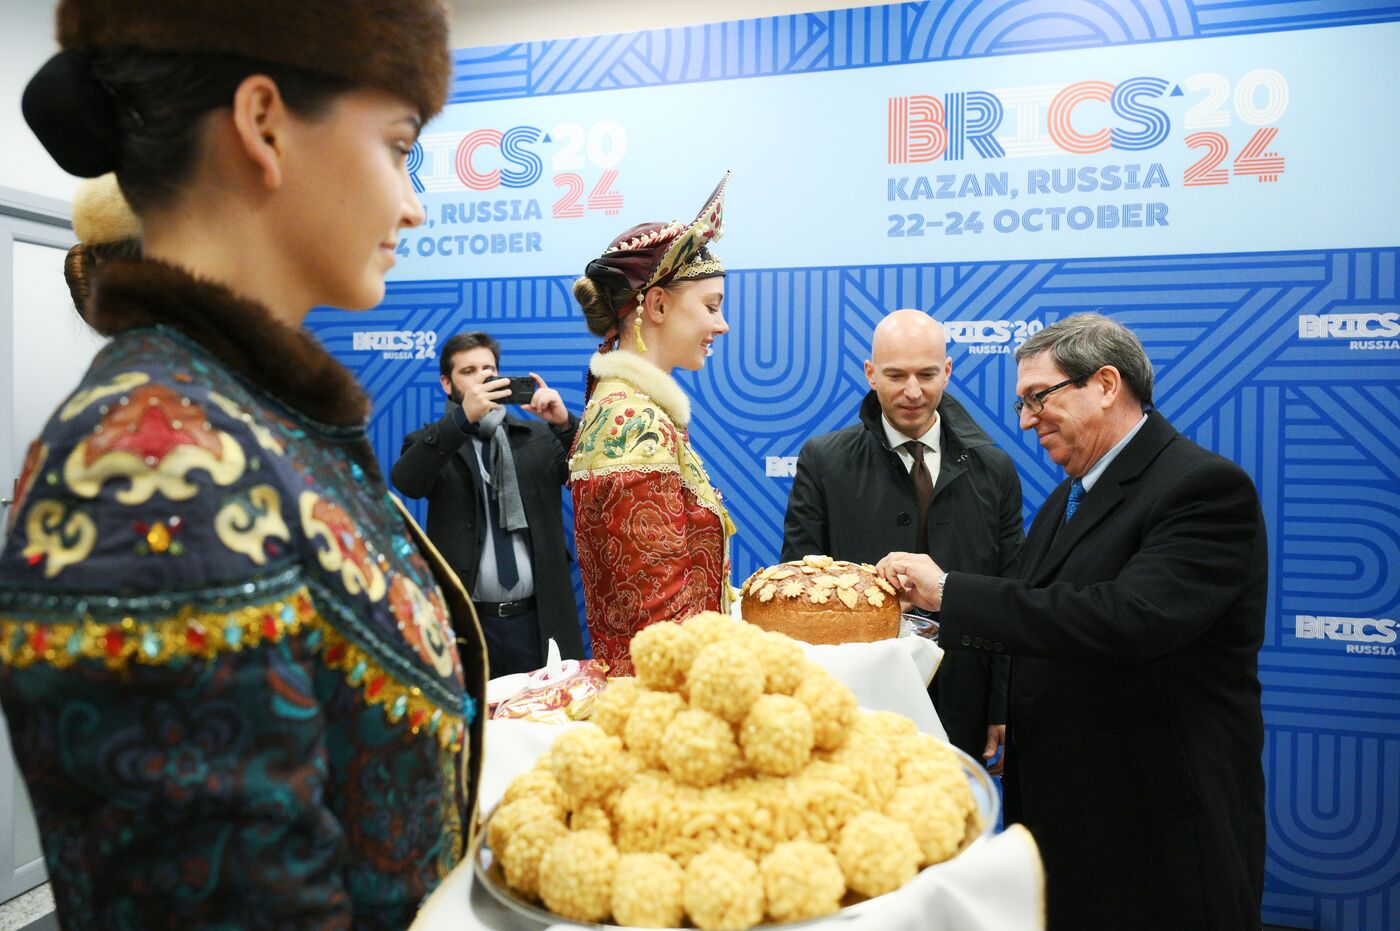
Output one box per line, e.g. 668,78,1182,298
1064,478,1086,524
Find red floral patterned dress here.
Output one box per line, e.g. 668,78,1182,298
569,351,735,675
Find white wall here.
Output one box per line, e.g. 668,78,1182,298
0,0,73,204
448,0,850,47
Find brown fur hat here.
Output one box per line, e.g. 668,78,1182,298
55,0,452,119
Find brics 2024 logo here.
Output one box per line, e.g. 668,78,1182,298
1294,615,1398,656
352,330,437,361
1297,312,1400,351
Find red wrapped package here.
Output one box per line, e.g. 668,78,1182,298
491,659,610,724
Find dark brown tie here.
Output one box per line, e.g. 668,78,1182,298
905,441,933,552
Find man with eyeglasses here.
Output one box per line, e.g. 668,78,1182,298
781,308,1023,768
877,313,1266,931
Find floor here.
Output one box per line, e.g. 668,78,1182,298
0,885,56,931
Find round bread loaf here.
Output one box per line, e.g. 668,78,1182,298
740,556,900,644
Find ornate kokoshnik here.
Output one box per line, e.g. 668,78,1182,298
594,172,731,352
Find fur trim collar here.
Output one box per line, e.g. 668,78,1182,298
589,350,691,427
87,258,370,426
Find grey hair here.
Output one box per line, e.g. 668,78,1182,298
1015,313,1154,406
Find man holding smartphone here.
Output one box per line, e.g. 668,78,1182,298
391,332,584,674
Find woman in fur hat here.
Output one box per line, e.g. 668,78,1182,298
568,174,737,675
0,2,485,928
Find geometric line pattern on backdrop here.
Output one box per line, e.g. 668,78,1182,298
1265,731,1400,930
450,0,1400,103
306,244,1400,930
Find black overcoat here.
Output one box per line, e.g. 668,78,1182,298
940,411,1267,931
782,391,1023,758
391,408,584,660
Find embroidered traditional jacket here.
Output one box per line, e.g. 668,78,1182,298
568,351,735,676
0,260,486,930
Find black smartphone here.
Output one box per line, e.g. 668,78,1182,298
504,376,537,405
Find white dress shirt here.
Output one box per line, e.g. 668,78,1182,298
882,412,942,489
1080,413,1148,492
468,435,534,602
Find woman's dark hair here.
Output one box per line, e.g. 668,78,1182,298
91,49,350,213
574,245,721,337
439,332,501,379
64,239,142,319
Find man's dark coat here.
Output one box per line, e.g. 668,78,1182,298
782,391,1023,758
940,411,1267,931
391,408,583,660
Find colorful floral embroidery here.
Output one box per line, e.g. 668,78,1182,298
20,500,97,578
215,485,292,566
573,395,676,470
4,440,45,536
320,624,466,750
62,384,246,504
58,371,149,421
300,491,387,602
0,587,466,750
388,574,460,682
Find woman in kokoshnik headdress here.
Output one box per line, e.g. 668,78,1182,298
569,174,738,676
0,2,487,927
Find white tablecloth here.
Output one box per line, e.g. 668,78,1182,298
412,637,1044,931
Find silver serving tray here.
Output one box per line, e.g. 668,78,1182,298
475,744,999,929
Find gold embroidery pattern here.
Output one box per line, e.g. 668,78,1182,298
0,587,467,750
300,491,388,602
215,485,292,566
21,500,97,579
58,372,150,421
63,385,247,505
437,748,466,877
319,622,466,749
389,573,459,680
672,256,724,281
206,391,286,455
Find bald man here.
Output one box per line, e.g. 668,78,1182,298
782,309,1023,765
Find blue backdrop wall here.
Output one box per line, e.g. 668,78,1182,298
306,3,1400,927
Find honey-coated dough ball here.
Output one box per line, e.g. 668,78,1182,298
684,611,754,651
661,708,740,787
739,694,814,776
683,845,766,931
759,840,846,922
569,801,612,835
500,768,568,816
630,621,700,691
589,675,642,736
688,640,764,723
853,709,920,742
623,688,687,768
820,730,900,807
611,852,685,928
886,784,968,866
794,668,858,751
537,829,619,922
748,630,808,695
487,796,561,855
835,811,921,897
501,814,568,898
548,723,629,802
787,773,864,844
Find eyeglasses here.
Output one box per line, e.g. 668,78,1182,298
1013,373,1092,416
